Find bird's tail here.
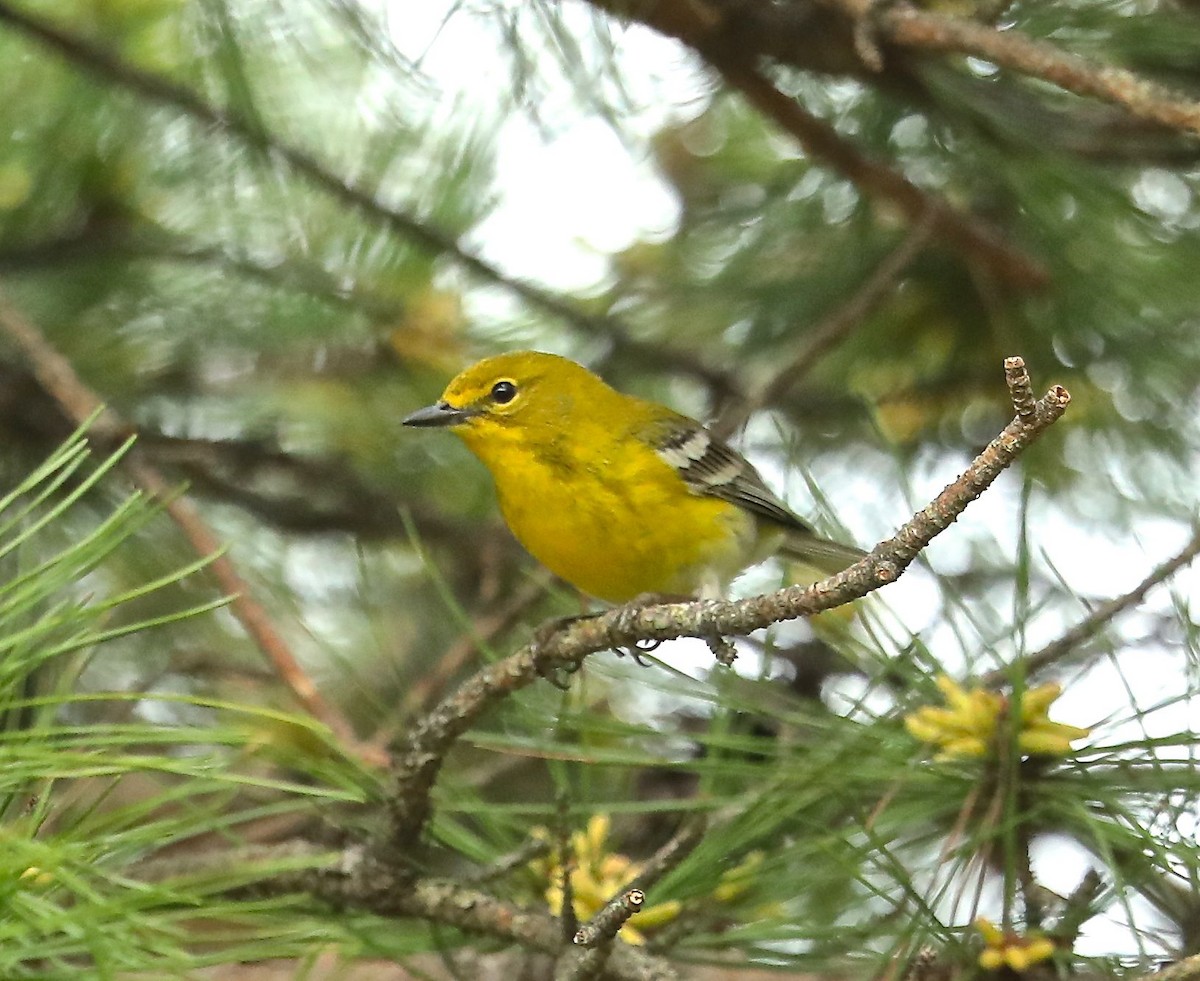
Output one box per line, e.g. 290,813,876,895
778,531,868,576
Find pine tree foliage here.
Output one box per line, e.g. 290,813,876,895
0,429,380,977
1,0,1199,977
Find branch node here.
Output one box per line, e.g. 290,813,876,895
704,634,738,666
573,888,645,948
853,18,885,72
905,946,943,981
1004,355,1036,419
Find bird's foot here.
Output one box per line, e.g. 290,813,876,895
531,593,693,686
612,637,663,667
532,613,592,690
609,591,690,666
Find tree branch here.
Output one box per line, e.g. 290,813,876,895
365,573,555,755
276,853,680,981
144,833,680,979
577,0,1048,291
629,817,709,895
575,888,646,947
1137,953,1200,981
558,889,646,979
875,4,1200,138
385,357,1070,847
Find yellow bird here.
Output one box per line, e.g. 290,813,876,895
403,351,864,604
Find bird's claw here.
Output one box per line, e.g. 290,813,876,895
614,637,662,667
537,658,582,690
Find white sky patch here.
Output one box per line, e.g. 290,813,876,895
474,116,680,290
382,0,695,292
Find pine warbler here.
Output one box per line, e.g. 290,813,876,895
403,351,864,603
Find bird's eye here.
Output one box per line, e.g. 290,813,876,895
491,380,518,404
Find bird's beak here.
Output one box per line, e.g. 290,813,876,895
402,401,473,428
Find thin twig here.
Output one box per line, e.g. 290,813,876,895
903,947,942,981
711,215,935,439
464,837,553,886
575,889,646,948
390,575,552,726
1053,869,1105,944
554,889,647,980
983,526,1200,686
1017,825,1041,929
132,841,326,884
1004,355,1037,420
629,817,708,895
385,358,1070,847
554,945,611,981
0,289,384,767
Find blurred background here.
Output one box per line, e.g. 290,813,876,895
1,0,1199,977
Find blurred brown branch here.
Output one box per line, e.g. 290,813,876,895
875,4,1200,137
0,358,514,555
582,0,1200,143
0,288,384,767
578,0,1049,290
713,60,1048,290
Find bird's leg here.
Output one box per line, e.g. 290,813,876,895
612,640,658,667
610,591,692,666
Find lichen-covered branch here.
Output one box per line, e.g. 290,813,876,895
269,853,680,981
555,888,647,979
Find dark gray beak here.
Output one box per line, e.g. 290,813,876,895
402,401,472,428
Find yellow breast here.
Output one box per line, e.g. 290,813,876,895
465,428,759,603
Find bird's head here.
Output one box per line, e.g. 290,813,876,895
403,351,606,451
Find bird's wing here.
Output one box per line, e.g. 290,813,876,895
650,420,811,532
